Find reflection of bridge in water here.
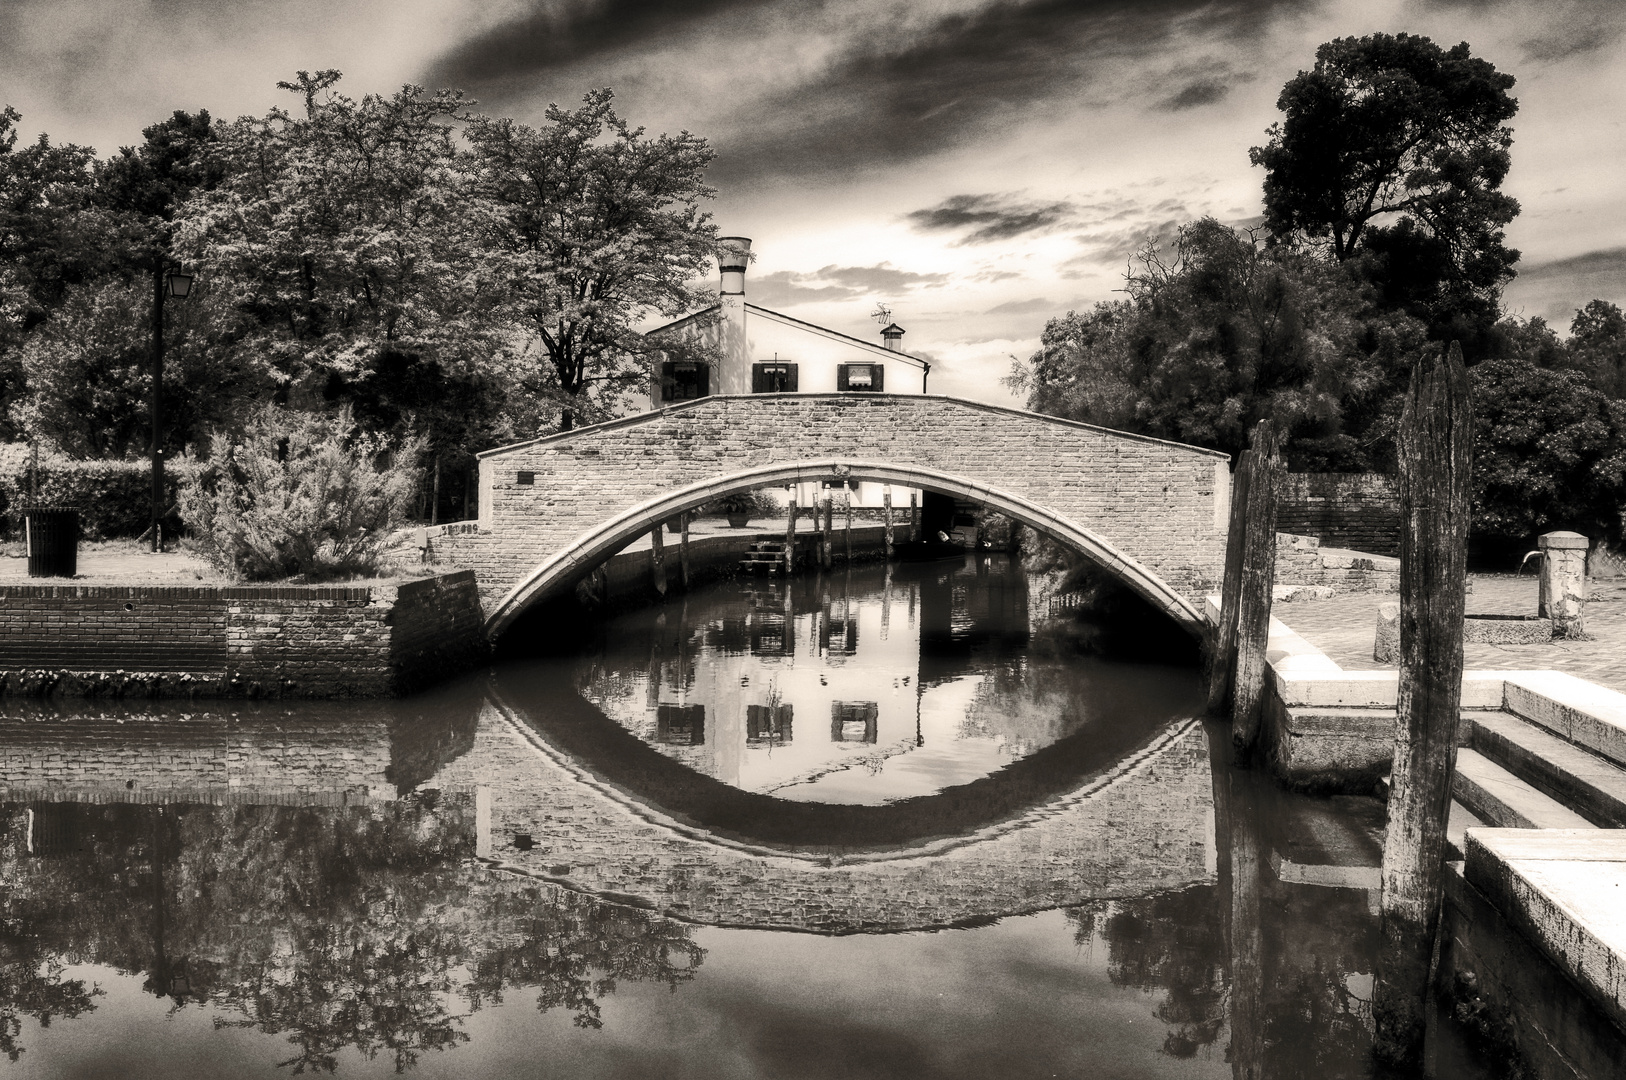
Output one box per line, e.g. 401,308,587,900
1,684,1215,934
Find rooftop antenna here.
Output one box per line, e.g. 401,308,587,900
871,302,893,326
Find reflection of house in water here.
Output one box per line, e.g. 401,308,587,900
582,573,921,796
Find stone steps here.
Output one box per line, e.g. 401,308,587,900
1470,712,1626,828
1453,747,1596,831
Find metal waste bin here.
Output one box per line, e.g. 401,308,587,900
24,506,79,578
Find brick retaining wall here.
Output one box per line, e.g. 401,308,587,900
0,571,487,698
1277,472,1399,556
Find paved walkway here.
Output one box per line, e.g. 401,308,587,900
1274,573,1626,693
0,543,224,584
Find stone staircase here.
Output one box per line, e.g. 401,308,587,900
1453,709,1626,831
739,539,789,575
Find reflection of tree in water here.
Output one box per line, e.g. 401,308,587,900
1068,887,1227,1059
0,796,704,1072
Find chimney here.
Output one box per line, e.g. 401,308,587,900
880,323,905,351
717,236,751,295
716,236,751,394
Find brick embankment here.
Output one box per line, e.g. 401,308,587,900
0,571,488,699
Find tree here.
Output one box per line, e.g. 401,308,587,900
1569,299,1626,400
462,88,718,430
1010,219,1430,469
1250,34,1520,343
1469,356,1626,549
176,71,498,412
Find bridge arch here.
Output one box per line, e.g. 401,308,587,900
484,458,1204,639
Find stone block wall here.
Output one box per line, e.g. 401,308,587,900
436,394,1229,622
1277,472,1399,556
0,571,487,698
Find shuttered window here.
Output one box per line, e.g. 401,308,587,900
751,363,799,393
660,361,710,402
837,363,884,392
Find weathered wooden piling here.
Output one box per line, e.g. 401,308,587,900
909,493,919,543
844,490,853,564
883,490,895,559
650,524,667,597
821,496,834,569
1230,423,1281,752
679,512,691,590
1206,452,1252,718
784,490,798,576
1372,342,1473,1069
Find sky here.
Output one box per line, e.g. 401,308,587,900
4,0,1624,404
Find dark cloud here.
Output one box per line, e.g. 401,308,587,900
1160,78,1230,110
907,194,1076,244
1517,247,1626,282
747,263,950,308
1060,217,1185,275
425,0,777,91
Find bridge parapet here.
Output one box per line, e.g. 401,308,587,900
438,395,1230,635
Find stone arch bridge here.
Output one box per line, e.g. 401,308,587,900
437,394,1230,638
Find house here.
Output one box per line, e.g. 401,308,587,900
644,236,932,511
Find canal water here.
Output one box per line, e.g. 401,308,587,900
0,555,1512,1077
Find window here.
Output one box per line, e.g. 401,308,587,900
660,361,710,403
516,471,535,485
747,704,794,746
656,703,706,745
837,363,884,392
830,701,879,743
752,362,799,393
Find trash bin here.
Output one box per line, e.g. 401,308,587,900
24,506,79,578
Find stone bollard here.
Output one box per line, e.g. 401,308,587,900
1538,530,1590,638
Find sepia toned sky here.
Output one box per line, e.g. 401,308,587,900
4,0,1624,401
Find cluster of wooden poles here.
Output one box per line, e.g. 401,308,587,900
647,487,924,597
1208,342,1474,1074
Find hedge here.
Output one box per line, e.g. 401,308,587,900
0,451,196,540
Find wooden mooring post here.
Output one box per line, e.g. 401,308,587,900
821,496,833,570
650,524,667,597
784,489,798,576
1372,342,1473,1070
1206,419,1280,754
883,490,894,560
909,492,919,543
844,490,853,564
679,512,691,590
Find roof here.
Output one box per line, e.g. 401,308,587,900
643,302,928,369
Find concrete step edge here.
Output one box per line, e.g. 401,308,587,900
1453,748,1597,831
1469,713,1626,828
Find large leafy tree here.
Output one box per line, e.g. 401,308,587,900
462,88,718,430
1011,219,1430,469
176,71,498,412
1568,299,1626,400
1250,33,1520,343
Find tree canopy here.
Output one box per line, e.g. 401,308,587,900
1250,33,1520,343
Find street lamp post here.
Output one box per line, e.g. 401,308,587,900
150,267,193,553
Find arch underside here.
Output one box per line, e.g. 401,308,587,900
484,459,1204,639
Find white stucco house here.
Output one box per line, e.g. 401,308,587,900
644,237,932,511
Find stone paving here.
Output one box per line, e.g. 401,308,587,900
1273,572,1626,693
0,542,223,584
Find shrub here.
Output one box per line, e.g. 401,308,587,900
709,490,779,518
0,449,194,540
179,406,420,581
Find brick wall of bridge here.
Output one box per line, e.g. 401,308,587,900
438,395,1229,614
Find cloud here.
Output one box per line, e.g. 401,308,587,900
1517,247,1626,281
984,297,1059,315
1160,78,1231,110
747,262,950,307
906,194,1077,245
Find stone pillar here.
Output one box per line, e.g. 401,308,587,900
1538,530,1589,638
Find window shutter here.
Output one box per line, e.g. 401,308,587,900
698,364,710,397
872,364,884,391
752,364,766,393
786,364,799,392
837,365,850,391
660,361,677,402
